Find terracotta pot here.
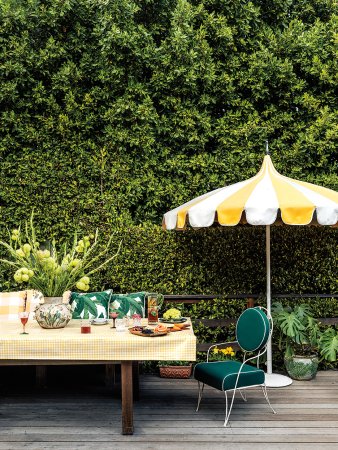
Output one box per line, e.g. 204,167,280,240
159,364,192,379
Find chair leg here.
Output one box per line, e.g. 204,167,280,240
224,388,237,427
261,384,276,415
239,389,247,402
196,381,204,412
224,390,229,426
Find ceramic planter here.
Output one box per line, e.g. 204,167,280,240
284,354,319,381
35,299,72,329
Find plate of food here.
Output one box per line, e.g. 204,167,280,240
168,323,190,332
159,317,188,324
129,324,168,337
160,308,187,324
91,318,109,325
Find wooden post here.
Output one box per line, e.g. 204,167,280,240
121,361,133,435
247,297,255,309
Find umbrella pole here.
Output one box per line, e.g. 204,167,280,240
264,225,293,388
266,225,272,374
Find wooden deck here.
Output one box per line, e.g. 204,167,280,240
0,368,337,449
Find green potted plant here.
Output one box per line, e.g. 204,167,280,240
0,212,121,298
272,302,322,380
0,213,121,328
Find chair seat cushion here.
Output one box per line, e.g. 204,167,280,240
194,361,265,391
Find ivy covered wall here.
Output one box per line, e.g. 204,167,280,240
0,0,337,297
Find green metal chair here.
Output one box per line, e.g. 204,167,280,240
194,306,276,426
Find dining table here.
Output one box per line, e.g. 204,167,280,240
0,318,196,434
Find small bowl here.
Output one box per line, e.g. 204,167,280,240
91,318,109,325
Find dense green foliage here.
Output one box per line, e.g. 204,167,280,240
0,1,337,322
0,0,337,227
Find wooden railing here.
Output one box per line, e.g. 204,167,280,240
163,294,338,352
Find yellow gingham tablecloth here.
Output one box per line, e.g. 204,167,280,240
0,319,196,362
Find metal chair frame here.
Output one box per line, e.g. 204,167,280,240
195,306,276,426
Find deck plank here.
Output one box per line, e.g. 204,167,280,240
0,370,337,448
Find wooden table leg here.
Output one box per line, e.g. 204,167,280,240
121,360,133,435
132,361,140,401
35,365,47,389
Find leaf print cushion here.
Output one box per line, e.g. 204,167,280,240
108,292,146,318
70,290,113,319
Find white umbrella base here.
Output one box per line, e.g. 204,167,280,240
265,373,293,388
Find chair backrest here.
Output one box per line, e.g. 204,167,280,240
236,307,270,352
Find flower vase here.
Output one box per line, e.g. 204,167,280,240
35,297,72,329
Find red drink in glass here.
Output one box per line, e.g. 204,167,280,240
81,325,91,334
19,311,29,334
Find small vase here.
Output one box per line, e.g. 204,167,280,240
35,301,72,329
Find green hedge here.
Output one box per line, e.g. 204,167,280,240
0,0,337,227
1,218,336,292
0,1,337,370
2,221,336,300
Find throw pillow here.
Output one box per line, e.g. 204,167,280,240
70,290,113,319
108,292,146,318
0,290,27,320
0,290,43,320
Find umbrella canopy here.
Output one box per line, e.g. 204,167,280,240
163,153,338,387
163,155,338,230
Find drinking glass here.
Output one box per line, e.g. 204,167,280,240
19,311,29,335
109,310,118,328
81,319,91,334
115,318,124,332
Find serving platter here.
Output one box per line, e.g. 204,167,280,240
159,317,187,324
129,327,168,337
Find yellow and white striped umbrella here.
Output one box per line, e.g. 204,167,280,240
163,155,338,230
163,152,337,387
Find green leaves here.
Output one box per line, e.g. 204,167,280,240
319,328,338,362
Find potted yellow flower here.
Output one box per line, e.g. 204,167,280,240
208,346,237,362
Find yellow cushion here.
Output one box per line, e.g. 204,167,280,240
0,290,42,320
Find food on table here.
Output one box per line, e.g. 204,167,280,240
170,323,190,332
162,308,181,320
154,324,167,333
142,328,154,335
175,323,189,329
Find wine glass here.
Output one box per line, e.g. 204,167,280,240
19,311,29,335
109,310,118,328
